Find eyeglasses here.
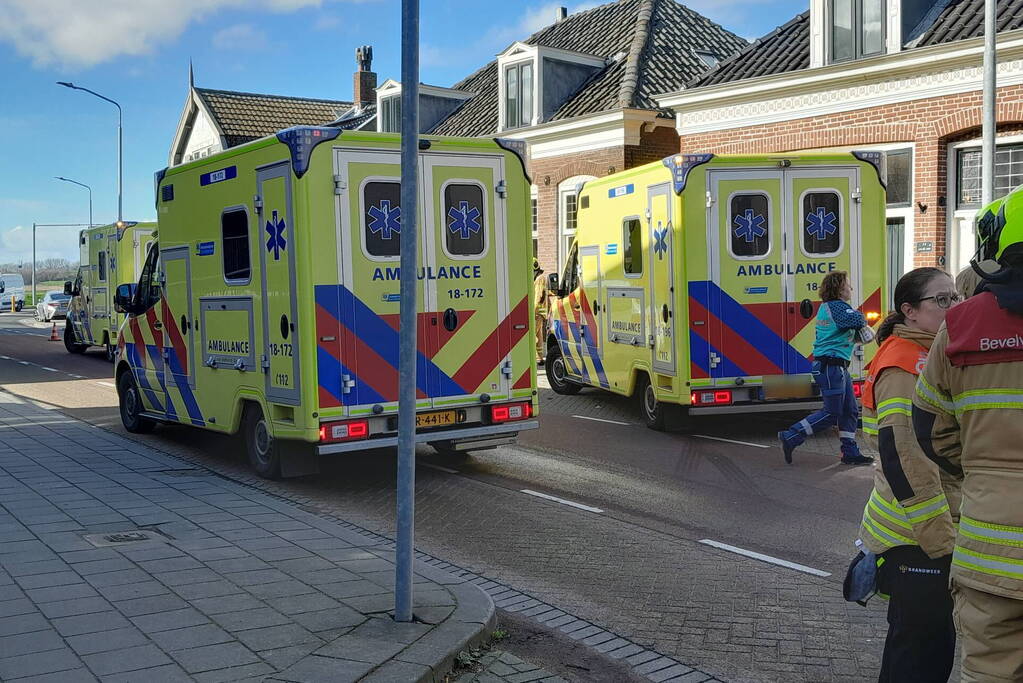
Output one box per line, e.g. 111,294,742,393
918,292,962,309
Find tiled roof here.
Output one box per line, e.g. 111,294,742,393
430,0,746,136
195,88,352,147
914,0,1023,47
687,0,1023,90
688,12,808,88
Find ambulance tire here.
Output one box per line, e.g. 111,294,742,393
545,344,581,395
637,374,669,431
14,302,22,312
243,405,282,480
64,322,87,354
117,372,155,434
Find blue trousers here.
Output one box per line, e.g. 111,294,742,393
780,361,861,458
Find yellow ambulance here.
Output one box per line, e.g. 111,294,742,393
65,222,157,360
113,127,538,478
545,152,887,429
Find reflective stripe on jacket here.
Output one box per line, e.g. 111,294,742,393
913,293,1023,599
859,326,960,558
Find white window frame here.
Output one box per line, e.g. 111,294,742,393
828,0,886,64
530,185,539,258
798,188,844,259
726,190,773,261
557,175,596,273
439,179,489,261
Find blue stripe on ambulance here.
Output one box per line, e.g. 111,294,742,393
126,342,164,413
579,337,609,389
551,318,586,380
162,346,204,426
688,329,747,378
315,346,387,407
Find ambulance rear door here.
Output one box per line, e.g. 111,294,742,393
647,183,676,376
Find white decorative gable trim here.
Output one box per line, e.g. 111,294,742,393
502,109,673,159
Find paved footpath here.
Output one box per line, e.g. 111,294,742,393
0,390,494,682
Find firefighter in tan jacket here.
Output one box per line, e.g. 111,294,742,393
914,186,1023,682
859,267,961,682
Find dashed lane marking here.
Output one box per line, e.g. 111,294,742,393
96,382,117,388
699,539,831,577
521,489,604,514
571,415,632,426
693,434,769,449
421,463,459,474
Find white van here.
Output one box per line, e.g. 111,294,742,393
0,274,25,312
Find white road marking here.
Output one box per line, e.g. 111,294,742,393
17,361,30,366
692,434,769,449
571,415,631,426
68,374,85,379
699,539,831,577
421,463,459,474
40,367,58,372
0,355,9,360
96,381,117,388
521,489,603,514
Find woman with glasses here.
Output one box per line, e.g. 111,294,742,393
858,267,961,682
779,270,875,465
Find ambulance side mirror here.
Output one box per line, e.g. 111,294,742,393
63,281,73,296
547,273,560,296
114,283,136,314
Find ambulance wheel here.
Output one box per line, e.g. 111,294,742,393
243,405,282,480
118,372,155,434
546,344,581,395
64,322,87,354
14,302,22,312
637,374,667,431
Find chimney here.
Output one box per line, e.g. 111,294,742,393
557,6,567,21
353,45,377,110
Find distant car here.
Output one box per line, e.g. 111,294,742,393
35,291,70,322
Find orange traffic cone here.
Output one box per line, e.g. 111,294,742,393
49,322,60,341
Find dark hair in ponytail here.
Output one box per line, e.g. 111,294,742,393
876,267,949,343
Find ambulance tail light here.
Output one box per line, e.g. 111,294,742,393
853,381,864,398
320,419,369,443
691,390,733,406
490,402,533,423
865,311,881,323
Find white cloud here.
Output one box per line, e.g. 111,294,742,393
212,23,268,51
1,225,83,263
0,0,370,68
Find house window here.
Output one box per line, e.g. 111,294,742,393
530,187,538,258
380,96,401,133
623,218,642,275
831,0,884,63
558,176,595,272
504,61,533,129
885,149,912,207
363,181,402,257
695,50,720,68
444,183,486,257
222,209,250,283
802,191,842,256
729,193,771,259
957,144,1023,209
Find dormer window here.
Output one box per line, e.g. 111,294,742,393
504,61,534,130
380,95,401,133
375,79,471,133
830,0,885,62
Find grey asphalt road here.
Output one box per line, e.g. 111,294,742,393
0,313,888,681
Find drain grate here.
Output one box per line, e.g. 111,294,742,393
84,530,166,547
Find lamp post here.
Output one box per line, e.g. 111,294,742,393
55,177,93,228
57,82,122,225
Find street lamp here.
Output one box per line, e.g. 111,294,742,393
57,81,122,225
55,176,93,228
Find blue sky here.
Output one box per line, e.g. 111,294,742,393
0,0,805,264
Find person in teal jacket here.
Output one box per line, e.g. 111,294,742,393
779,270,874,466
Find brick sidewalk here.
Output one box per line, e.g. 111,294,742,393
0,391,493,682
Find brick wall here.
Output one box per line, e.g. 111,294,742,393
678,84,1023,268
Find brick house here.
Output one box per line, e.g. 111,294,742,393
376,0,746,275
655,0,1023,280
168,48,379,167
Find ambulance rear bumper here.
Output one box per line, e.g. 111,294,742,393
689,399,823,415
316,420,540,455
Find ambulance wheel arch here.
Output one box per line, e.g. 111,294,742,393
242,402,281,480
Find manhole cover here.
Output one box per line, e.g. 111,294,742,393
84,530,166,547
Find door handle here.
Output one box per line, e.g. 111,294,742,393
799,299,814,319
662,304,669,324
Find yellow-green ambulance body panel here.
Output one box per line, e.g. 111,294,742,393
116,128,537,455
549,152,887,414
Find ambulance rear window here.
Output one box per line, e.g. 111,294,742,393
802,191,842,256
364,182,402,258
443,184,485,257
98,252,107,282
623,218,642,275
222,209,250,283
729,194,770,259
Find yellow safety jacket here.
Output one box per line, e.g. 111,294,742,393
860,326,960,558
914,291,1023,600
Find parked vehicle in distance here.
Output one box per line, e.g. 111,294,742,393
0,273,26,312
35,291,70,322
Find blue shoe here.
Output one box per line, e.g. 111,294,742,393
778,431,796,465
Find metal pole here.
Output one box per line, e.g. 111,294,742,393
32,223,36,306
982,0,997,207
56,83,123,224
395,0,420,624
55,177,93,228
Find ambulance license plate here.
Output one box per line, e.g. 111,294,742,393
763,376,815,400
416,411,457,428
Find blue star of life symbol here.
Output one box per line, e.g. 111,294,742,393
447,201,482,240
733,209,766,243
367,200,401,240
265,210,287,261
805,207,838,241
653,222,668,260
